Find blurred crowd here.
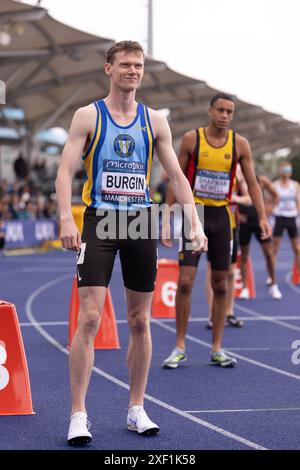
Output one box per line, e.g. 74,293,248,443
0,178,57,220
0,152,59,223
0,179,57,221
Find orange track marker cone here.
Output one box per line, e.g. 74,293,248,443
292,261,300,285
234,252,256,298
152,259,179,318
68,278,120,349
0,301,34,415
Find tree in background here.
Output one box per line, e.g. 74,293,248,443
290,151,300,182
255,149,300,182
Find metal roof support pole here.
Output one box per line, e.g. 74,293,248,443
147,0,153,57
32,83,87,136
21,132,34,165
0,7,46,25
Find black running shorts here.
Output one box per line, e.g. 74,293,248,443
207,226,238,265
239,220,271,246
179,205,232,271
231,227,239,264
77,208,157,292
273,216,298,239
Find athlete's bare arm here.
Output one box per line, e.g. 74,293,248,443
237,134,272,239
259,175,279,213
55,105,95,250
165,130,195,206
230,164,252,205
161,131,196,246
295,181,300,214
150,110,207,252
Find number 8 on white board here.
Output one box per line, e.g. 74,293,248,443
0,344,9,391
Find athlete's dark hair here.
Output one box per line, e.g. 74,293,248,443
106,41,145,64
210,93,235,107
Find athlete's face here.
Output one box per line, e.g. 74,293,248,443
279,165,292,179
209,99,235,130
105,51,144,92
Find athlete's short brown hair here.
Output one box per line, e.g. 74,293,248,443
106,41,145,64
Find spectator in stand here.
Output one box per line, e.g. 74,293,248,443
25,201,39,220
14,153,29,180
43,195,57,218
0,177,58,221
153,173,169,205
0,215,6,254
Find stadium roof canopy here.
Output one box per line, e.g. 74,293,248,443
1,0,300,156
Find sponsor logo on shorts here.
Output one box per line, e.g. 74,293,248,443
77,242,86,265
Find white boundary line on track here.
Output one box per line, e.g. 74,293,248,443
24,274,267,451
20,267,122,273
152,320,300,381
22,268,75,273
18,315,300,327
20,321,69,327
184,407,300,414
16,320,296,352
0,268,28,277
234,303,300,333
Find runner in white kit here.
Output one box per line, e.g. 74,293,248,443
272,161,300,286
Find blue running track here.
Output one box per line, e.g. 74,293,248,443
1,235,300,450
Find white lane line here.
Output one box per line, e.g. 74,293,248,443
17,322,293,353
0,268,29,277
19,316,300,327
185,408,300,414
20,321,69,327
234,303,300,333
24,274,266,451
20,267,122,273
167,316,300,322
144,316,300,323
222,347,291,351
22,268,74,273
19,318,300,328
153,320,300,381
246,262,292,270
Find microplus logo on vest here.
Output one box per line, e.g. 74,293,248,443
114,134,135,158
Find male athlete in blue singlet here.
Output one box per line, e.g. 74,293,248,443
55,41,207,445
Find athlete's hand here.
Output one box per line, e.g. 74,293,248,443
230,193,238,204
238,213,247,224
190,227,208,254
161,221,173,247
259,218,272,240
264,203,274,218
60,216,81,250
